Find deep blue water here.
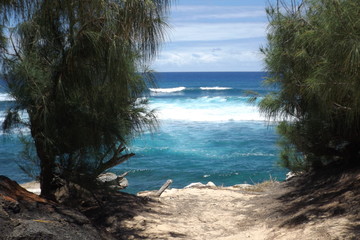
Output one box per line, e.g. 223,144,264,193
0,72,287,193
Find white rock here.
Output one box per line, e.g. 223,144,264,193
97,172,128,189
206,181,216,187
119,178,129,188
97,172,118,183
184,182,205,189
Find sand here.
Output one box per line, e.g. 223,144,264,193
20,181,41,195
119,180,359,240
20,172,360,240
131,187,268,240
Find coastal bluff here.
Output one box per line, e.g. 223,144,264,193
1,169,360,239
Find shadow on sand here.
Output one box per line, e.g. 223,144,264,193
271,165,360,238
81,191,155,239
81,191,187,239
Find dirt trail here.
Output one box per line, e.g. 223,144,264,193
16,168,360,240
119,178,360,240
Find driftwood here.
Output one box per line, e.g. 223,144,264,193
153,179,173,197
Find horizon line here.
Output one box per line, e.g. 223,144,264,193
153,70,266,73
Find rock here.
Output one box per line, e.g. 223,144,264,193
0,195,20,214
0,205,10,219
54,184,70,204
97,172,129,190
7,218,101,240
0,175,102,240
97,172,118,183
9,220,55,239
184,182,206,189
206,181,216,187
119,178,129,189
53,181,94,205
55,206,90,225
105,215,117,226
184,182,217,189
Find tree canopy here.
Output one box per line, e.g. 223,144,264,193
0,0,171,199
261,0,360,172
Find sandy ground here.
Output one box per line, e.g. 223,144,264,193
20,181,41,195
20,173,360,240
130,187,270,240
119,182,359,240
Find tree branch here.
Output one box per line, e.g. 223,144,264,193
333,102,351,110
9,31,23,61
96,143,134,174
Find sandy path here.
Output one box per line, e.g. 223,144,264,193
20,176,360,239
120,185,357,240
126,188,266,239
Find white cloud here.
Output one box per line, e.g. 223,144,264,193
169,22,266,42
156,51,221,66
153,44,264,71
153,2,268,71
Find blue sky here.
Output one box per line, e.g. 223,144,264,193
152,0,268,72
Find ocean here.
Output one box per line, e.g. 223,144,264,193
0,72,287,193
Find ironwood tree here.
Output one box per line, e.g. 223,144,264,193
0,0,171,200
260,0,360,172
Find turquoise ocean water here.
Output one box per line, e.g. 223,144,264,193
0,72,287,193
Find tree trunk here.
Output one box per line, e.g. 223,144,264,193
34,138,57,201
39,156,56,200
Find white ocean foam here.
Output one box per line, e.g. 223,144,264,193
151,96,267,122
149,87,186,93
237,153,275,157
200,96,227,103
0,93,15,101
200,87,232,90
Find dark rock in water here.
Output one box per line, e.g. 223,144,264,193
0,175,102,240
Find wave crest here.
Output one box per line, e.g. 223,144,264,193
0,93,14,101
149,87,186,93
200,87,232,90
151,96,266,122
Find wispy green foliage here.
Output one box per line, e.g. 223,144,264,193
0,0,171,199
261,0,360,171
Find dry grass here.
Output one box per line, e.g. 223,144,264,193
241,176,280,192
